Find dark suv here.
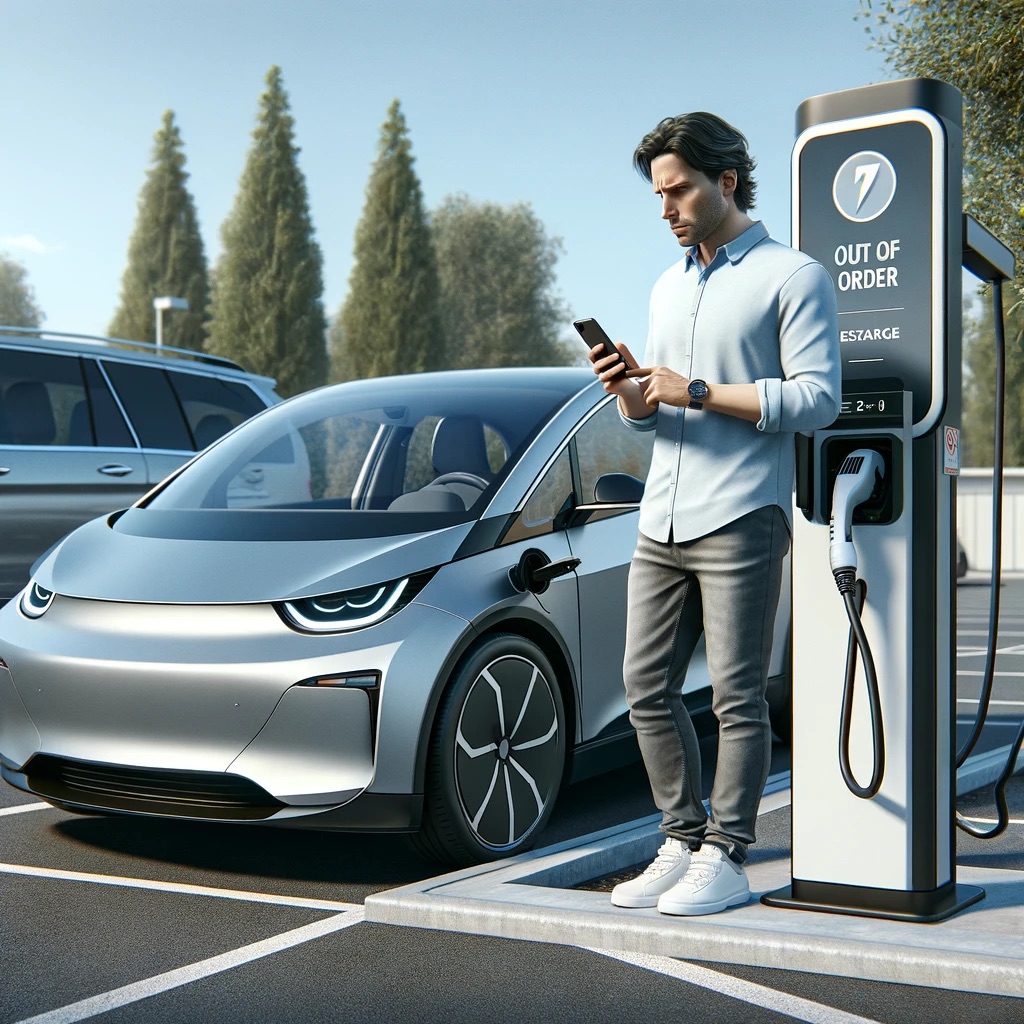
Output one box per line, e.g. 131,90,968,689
0,327,281,601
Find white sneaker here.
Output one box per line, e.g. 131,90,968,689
610,837,691,908
657,843,750,916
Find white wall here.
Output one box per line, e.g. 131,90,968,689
957,468,1024,572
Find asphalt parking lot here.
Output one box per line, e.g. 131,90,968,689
1,573,1022,1024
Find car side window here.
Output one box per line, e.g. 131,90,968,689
0,348,88,447
82,360,134,447
101,361,193,452
574,398,654,502
166,371,267,450
522,447,573,530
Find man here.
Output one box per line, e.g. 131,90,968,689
587,112,840,916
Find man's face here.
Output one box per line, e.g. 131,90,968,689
651,152,729,249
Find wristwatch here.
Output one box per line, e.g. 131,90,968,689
687,378,709,410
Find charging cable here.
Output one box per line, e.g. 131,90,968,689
830,449,887,799
954,277,1024,839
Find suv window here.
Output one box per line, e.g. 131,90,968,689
167,371,267,449
1,349,88,447
81,360,135,447
101,361,194,451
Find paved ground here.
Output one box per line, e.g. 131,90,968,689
0,573,1021,1024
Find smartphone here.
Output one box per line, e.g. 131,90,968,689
573,318,627,379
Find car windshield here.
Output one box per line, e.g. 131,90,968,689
141,371,582,518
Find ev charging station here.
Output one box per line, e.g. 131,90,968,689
763,78,1016,922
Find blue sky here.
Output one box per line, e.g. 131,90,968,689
1,0,890,360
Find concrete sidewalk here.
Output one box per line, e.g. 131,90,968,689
365,772,1024,999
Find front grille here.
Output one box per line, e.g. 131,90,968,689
25,754,285,820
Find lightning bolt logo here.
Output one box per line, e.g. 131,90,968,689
853,162,881,213
832,151,896,222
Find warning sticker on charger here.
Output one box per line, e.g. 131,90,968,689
944,426,960,476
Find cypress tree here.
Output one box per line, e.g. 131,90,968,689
0,253,45,327
108,110,209,349
330,99,443,380
207,66,327,396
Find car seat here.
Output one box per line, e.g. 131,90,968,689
193,413,233,450
389,415,493,512
4,381,56,445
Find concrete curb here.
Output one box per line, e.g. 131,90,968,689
366,766,1024,998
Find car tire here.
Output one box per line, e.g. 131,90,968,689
412,633,566,867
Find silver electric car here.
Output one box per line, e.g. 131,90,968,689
0,367,790,865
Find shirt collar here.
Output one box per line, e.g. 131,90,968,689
684,220,768,270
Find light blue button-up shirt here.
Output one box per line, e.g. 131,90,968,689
624,221,841,543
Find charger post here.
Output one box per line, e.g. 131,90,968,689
763,78,983,921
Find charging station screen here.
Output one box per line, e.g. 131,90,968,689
796,116,944,430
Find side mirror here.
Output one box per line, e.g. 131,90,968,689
594,473,644,504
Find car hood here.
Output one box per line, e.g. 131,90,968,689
35,514,477,604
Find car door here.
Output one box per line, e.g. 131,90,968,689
562,398,667,743
0,349,147,600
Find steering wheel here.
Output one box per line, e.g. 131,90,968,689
431,472,489,491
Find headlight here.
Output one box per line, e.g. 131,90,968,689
20,582,55,619
278,573,430,634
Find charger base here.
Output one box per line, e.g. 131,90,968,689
761,879,985,923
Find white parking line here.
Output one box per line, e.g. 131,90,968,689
11,909,364,1024
956,698,1024,706
586,948,885,1024
957,647,1024,657
0,862,360,912
957,671,1024,678
0,802,51,816
959,817,1024,825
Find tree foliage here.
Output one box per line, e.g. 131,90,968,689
860,0,1024,464
108,110,209,349
962,291,1024,466
432,195,572,369
0,254,44,327
207,66,327,397
330,100,444,381
859,1,1024,286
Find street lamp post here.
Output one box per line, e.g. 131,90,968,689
153,296,190,349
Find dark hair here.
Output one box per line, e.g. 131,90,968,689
633,112,758,212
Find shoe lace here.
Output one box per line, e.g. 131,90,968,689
643,838,685,876
685,850,725,885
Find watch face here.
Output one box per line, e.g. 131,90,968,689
689,379,709,401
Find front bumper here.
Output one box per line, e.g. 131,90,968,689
0,592,469,826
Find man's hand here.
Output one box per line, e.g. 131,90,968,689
626,365,692,409
587,341,639,394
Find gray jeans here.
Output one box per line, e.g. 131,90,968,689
623,504,789,864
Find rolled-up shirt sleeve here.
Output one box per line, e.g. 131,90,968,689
756,262,841,434
619,408,658,431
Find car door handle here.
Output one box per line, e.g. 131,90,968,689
0,467,9,475
98,464,135,477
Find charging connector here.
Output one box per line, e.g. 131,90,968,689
830,448,887,800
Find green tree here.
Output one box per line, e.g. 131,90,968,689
108,110,209,349
859,0,1024,462
432,194,573,369
207,66,327,397
330,99,443,380
962,288,1024,466
0,253,44,327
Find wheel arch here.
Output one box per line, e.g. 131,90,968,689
410,606,579,794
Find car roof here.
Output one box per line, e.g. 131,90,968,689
0,325,277,388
